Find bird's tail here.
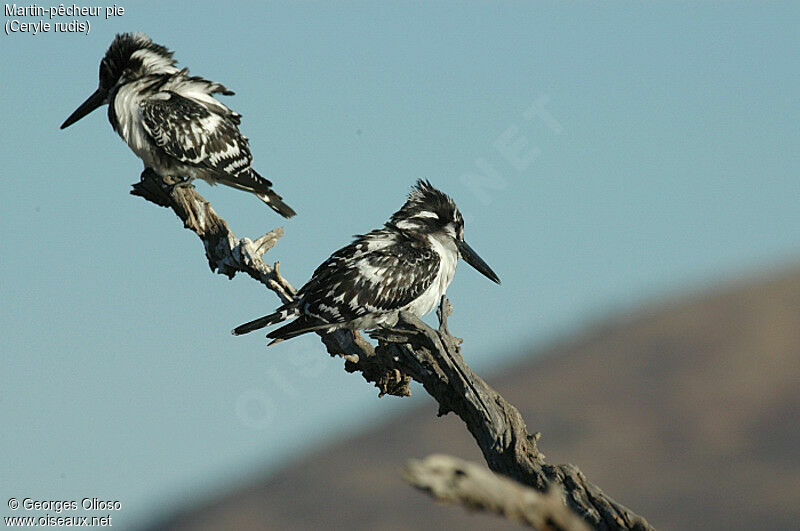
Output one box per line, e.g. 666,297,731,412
266,316,335,345
232,305,299,336
218,169,297,218
248,169,296,218
255,189,297,219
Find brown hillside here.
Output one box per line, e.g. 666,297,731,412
153,268,800,530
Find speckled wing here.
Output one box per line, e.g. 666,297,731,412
140,91,259,180
300,233,441,323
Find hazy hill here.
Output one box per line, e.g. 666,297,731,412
152,267,800,530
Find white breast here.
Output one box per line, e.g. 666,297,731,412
404,234,458,318
112,83,160,168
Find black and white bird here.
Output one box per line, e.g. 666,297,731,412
233,180,500,343
60,32,296,218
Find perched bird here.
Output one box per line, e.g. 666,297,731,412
233,180,500,343
60,32,296,218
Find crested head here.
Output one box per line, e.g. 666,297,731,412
98,32,178,91
389,180,464,240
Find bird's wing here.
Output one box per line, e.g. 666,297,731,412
301,233,441,323
140,91,253,177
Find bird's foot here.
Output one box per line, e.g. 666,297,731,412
164,175,193,189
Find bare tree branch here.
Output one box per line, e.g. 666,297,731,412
131,169,654,531
404,454,590,531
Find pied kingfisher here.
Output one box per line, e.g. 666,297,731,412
60,32,296,218
233,180,500,343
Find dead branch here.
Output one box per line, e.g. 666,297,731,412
404,454,590,531
131,168,654,530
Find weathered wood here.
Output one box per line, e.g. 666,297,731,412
132,168,654,530
404,454,590,531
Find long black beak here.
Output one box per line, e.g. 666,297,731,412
61,89,106,129
458,240,501,284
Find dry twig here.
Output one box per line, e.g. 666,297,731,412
404,454,590,531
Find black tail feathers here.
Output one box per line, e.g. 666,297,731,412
256,189,297,218
233,310,331,346
232,310,286,336
249,169,296,218
266,316,332,344
217,169,297,218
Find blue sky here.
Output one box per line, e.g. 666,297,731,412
2,1,799,527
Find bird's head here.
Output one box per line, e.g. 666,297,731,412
390,180,501,284
61,32,178,129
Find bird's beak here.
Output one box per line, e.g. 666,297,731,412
61,88,106,129
458,240,501,285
